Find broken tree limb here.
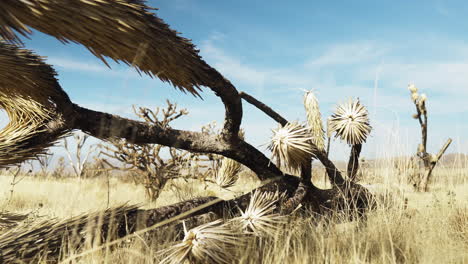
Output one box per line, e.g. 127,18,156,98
419,138,453,192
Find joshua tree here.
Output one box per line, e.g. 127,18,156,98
407,84,452,192
0,1,375,261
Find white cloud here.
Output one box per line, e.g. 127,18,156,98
304,42,389,68
46,57,144,79
201,41,268,89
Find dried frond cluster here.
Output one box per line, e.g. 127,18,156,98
0,0,227,96
303,90,325,150
159,190,287,263
159,220,242,264
268,122,315,174
329,98,372,145
0,42,69,167
215,129,245,188
0,205,140,263
233,190,287,236
215,158,242,188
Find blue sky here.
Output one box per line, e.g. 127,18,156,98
3,0,468,162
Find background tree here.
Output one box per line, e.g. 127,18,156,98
407,84,452,192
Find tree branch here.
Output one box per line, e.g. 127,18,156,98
239,91,288,125
66,103,285,182
419,138,452,192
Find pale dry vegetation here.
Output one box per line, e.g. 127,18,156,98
0,161,466,263
0,1,467,263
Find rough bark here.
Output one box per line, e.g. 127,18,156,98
411,93,452,192
347,144,362,181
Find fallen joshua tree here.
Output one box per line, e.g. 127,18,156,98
0,0,375,262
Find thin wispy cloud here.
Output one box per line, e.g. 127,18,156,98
46,56,146,79
305,42,389,68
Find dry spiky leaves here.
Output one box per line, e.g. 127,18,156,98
268,122,315,174
329,98,372,145
303,90,325,150
214,129,245,188
0,42,69,167
233,190,287,237
0,205,140,263
0,0,229,96
159,220,243,264
215,158,242,188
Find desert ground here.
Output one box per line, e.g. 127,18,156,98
0,157,466,263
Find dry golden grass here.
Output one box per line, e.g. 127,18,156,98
0,164,466,263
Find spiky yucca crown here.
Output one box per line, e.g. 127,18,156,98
329,98,372,145
268,122,315,174
0,41,69,167
0,0,228,96
233,190,286,236
159,191,286,263
303,90,325,150
159,220,242,264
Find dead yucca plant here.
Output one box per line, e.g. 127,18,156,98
0,42,69,167
268,122,315,174
158,220,243,264
232,190,287,237
329,98,372,145
303,90,325,150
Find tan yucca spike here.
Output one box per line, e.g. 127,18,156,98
303,90,325,150
329,98,372,145
215,129,245,188
0,41,69,167
268,122,315,174
215,158,242,188
159,220,242,264
0,0,226,96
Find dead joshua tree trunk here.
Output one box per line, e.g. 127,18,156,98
0,1,374,261
408,84,452,192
